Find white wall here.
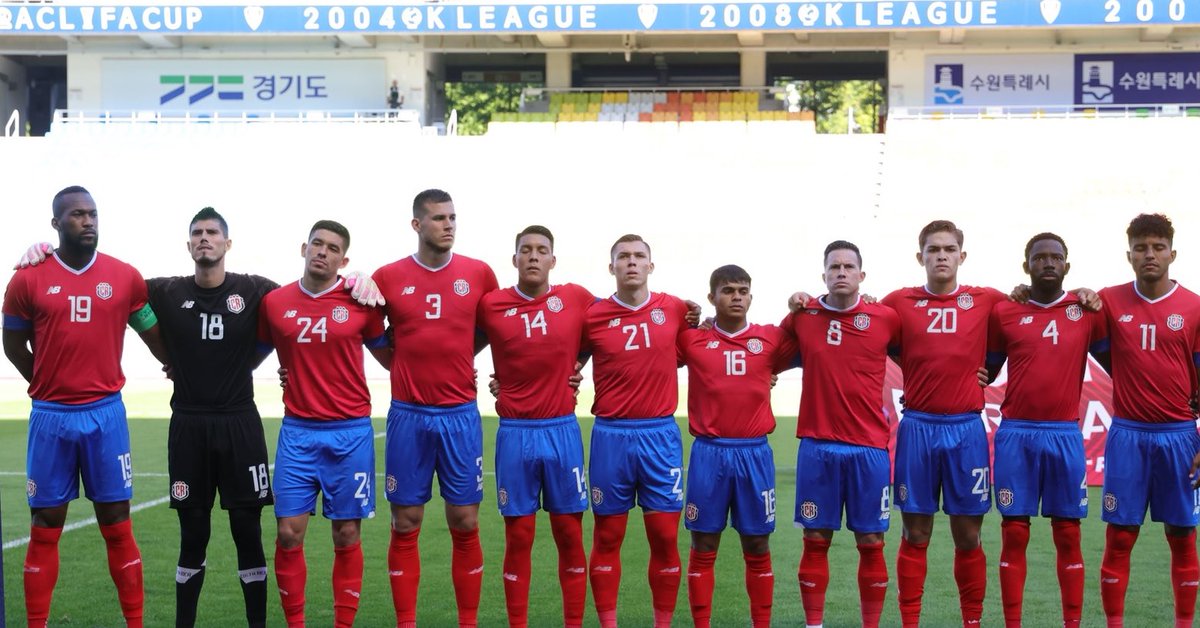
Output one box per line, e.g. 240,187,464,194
0,55,28,135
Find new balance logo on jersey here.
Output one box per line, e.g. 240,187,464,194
1019,316,1034,325
283,310,298,318
45,286,61,295
504,308,518,317
915,299,929,307
402,286,416,295
180,300,195,309
1118,314,1134,323
608,318,621,328
706,341,720,349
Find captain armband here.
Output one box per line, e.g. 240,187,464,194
128,303,158,333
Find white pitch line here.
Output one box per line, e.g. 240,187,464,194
0,471,169,478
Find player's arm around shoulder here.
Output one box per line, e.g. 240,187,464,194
2,270,35,381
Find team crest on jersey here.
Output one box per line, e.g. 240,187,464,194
957,294,974,310
853,313,871,330
1167,313,1185,331
331,306,350,323
746,338,764,354
26,479,36,498
685,503,699,522
454,279,470,296
226,294,245,314
96,282,113,300
171,481,190,501
800,501,819,520
1103,492,1118,512
608,318,621,328
1065,304,1083,321
547,296,564,313
498,488,509,507
997,488,1013,508
591,487,604,505
386,475,397,494
896,484,908,503
650,308,666,325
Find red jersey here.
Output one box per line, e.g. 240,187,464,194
585,292,690,419
1097,282,1200,423
372,254,498,406
988,294,1106,421
784,298,901,449
882,285,1005,414
257,279,387,420
478,283,595,419
2,252,148,404
677,323,797,439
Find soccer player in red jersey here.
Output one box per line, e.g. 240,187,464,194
677,264,797,628
784,241,900,628
985,233,1105,628
371,189,498,628
477,225,595,628
1090,214,1200,628
583,234,693,628
881,220,1007,627
256,220,390,628
2,186,169,628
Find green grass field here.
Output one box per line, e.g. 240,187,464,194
0,412,1185,627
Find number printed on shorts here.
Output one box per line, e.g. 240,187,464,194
248,464,269,493
572,466,586,495
761,488,776,523
475,456,484,493
117,452,132,488
971,467,990,501
353,471,370,505
879,486,892,518
670,467,683,500
926,308,957,334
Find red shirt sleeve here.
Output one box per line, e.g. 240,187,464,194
127,265,149,314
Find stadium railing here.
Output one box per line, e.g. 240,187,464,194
50,108,423,136
890,103,1200,120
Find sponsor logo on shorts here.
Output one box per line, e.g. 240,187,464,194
226,294,245,313
746,338,763,354
1167,313,1185,331
1103,492,1118,512
896,483,908,503
853,313,871,330
650,308,666,325
997,488,1013,508
591,487,603,505
171,481,190,501
800,500,818,520
547,296,564,313
498,488,509,507
331,306,350,323
957,293,974,310
685,502,699,522
1066,304,1083,321
96,282,113,300
386,474,397,494
26,479,36,498
454,279,470,296
608,317,621,328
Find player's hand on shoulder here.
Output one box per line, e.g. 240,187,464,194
1071,287,1103,312
278,367,289,389
14,242,53,270
697,316,714,331
787,292,814,312
345,271,386,307
1009,284,1031,303
861,293,878,304
684,300,702,327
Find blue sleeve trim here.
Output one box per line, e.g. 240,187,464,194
364,334,389,350
1090,338,1110,354
986,351,1006,366
2,314,31,331
255,341,274,354
1193,351,1200,368
791,354,803,369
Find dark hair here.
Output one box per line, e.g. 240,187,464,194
309,220,350,251
413,189,453,218
1126,213,1174,245
515,225,554,252
52,185,91,218
1024,232,1068,261
709,264,752,294
918,219,964,249
610,234,651,259
824,239,862,267
190,207,229,237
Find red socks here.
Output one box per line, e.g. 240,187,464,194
388,528,421,626
857,541,888,628
24,525,63,628
896,537,928,627
589,512,628,627
999,520,1031,627
798,537,831,626
274,541,307,627
502,515,536,628
550,512,588,628
449,527,484,628
1167,529,1199,627
644,511,682,627
332,541,363,628
1052,519,1085,627
99,519,144,628
1100,524,1140,626
954,545,987,626
687,548,717,628
744,551,773,628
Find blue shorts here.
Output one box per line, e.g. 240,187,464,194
794,438,891,533
273,416,376,521
1101,417,1200,527
27,394,132,508
385,400,484,507
993,419,1088,519
589,416,684,515
684,437,776,536
893,409,991,516
494,415,588,516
